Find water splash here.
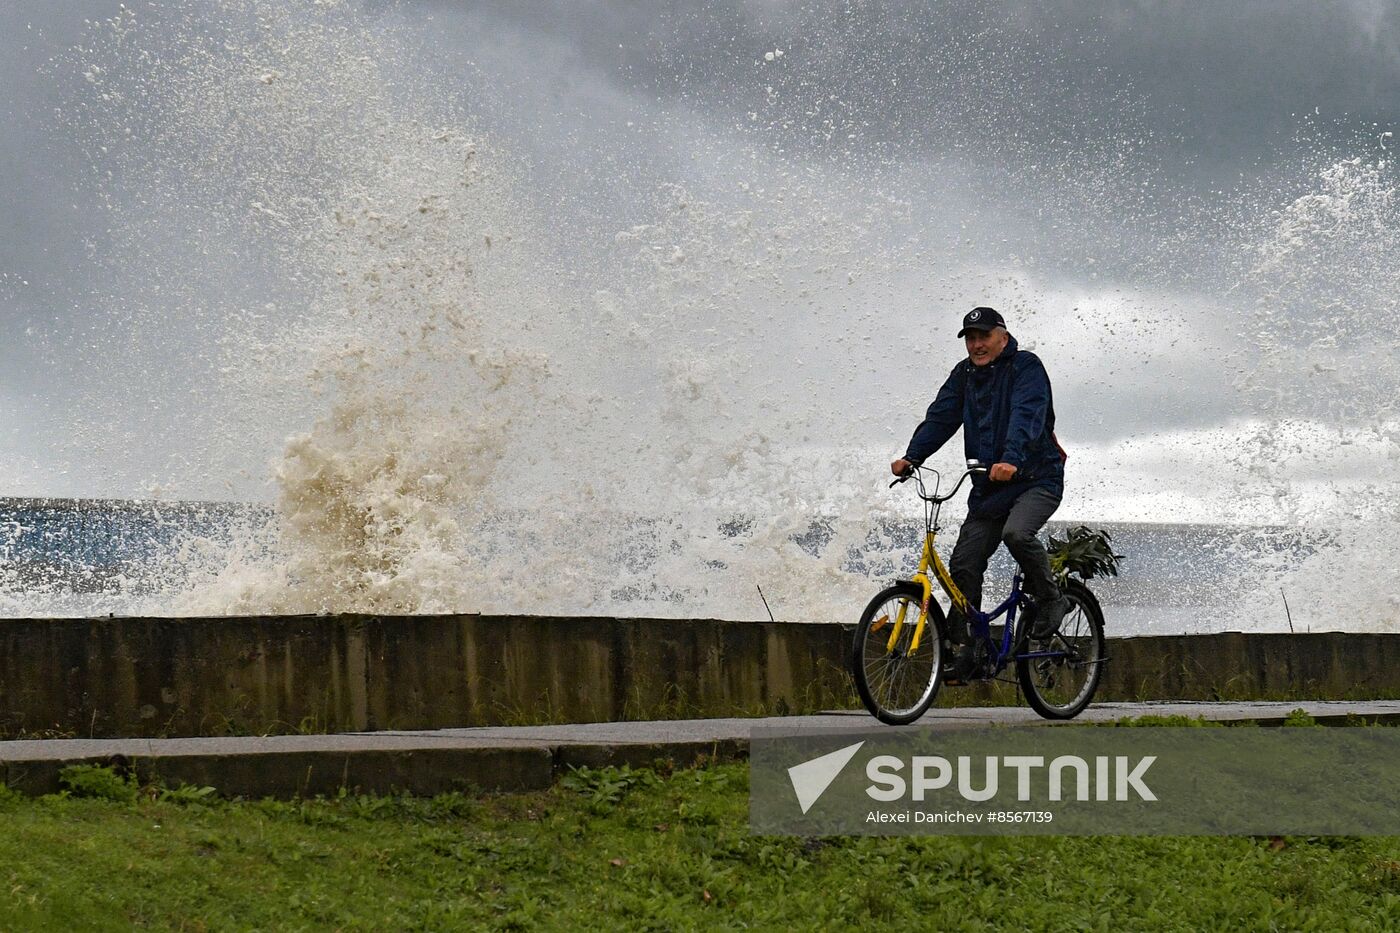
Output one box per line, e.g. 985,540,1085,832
1227,153,1400,629
31,0,929,618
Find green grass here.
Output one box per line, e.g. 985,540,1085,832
0,760,1398,931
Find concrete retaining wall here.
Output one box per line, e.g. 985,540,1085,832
0,614,850,739
2,615,1398,739
946,631,1400,707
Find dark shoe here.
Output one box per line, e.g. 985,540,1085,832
944,608,971,645
1032,595,1070,639
942,643,980,684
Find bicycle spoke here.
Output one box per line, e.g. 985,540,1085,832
866,633,904,696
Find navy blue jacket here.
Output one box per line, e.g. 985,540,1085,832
903,335,1064,519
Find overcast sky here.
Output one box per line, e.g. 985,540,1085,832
2,1,1398,520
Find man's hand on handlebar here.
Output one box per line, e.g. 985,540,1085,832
890,458,914,477
989,462,1018,482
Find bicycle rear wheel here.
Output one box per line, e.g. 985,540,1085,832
1016,579,1106,720
851,582,945,725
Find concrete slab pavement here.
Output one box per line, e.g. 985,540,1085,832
4,699,1398,799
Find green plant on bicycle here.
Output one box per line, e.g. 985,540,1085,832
851,461,1111,724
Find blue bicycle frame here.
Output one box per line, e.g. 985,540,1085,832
966,572,1065,675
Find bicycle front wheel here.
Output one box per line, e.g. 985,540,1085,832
851,582,945,725
1016,579,1106,720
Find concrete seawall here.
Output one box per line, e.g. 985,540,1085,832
2,615,1398,738
0,615,849,739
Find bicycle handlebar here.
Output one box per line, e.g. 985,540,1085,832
890,464,989,502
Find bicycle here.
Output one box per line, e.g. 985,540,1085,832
851,461,1107,724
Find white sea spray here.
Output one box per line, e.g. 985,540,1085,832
36,0,920,618
1230,154,1400,630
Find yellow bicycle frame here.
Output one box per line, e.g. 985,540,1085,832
880,526,970,655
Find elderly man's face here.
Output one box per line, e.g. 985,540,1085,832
964,327,1009,366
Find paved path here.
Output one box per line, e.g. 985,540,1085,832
4,700,1398,798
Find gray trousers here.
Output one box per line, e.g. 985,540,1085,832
945,486,1062,643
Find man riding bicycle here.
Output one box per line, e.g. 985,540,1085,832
890,306,1069,676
